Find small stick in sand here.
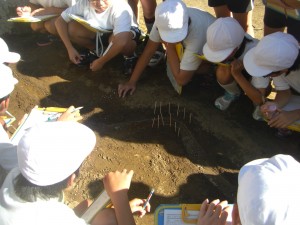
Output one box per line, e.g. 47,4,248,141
160,113,165,126
157,114,160,128
159,102,162,114
169,114,172,127
168,102,170,114
177,127,181,137
154,101,157,115
152,117,155,128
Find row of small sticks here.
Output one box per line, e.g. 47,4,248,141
152,102,192,136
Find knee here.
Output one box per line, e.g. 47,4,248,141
31,23,42,32
216,67,232,84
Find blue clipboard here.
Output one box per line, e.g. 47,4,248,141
154,204,201,225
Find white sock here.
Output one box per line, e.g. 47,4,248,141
218,81,241,96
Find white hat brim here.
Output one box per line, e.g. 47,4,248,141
158,24,188,43
0,52,21,63
243,48,272,77
203,43,235,63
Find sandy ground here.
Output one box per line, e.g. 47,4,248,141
3,1,300,224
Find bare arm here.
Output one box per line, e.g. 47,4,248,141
118,39,160,97
90,32,132,71
55,16,81,64
262,89,300,128
165,43,194,86
31,6,67,16
103,170,136,225
273,89,292,108
231,59,265,105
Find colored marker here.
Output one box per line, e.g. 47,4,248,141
142,188,155,210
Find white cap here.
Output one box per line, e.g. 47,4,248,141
154,0,188,43
237,154,300,225
244,32,299,77
0,64,18,99
203,17,245,63
0,38,21,64
17,122,96,186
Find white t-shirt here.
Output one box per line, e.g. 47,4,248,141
61,0,137,35
30,0,76,8
0,126,17,172
273,70,300,92
0,168,88,225
150,8,215,71
252,70,300,112
237,34,258,61
251,69,300,92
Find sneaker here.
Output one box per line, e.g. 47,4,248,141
214,92,239,110
148,50,165,67
36,34,53,47
275,128,293,138
78,50,99,66
123,55,138,76
252,105,264,121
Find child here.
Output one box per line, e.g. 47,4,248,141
16,0,77,46
203,17,262,120
118,0,215,97
55,0,141,75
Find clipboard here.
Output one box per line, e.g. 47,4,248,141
155,204,233,225
0,111,16,128
286,122,300,132
155,204,200,225
68,14,112,33
81,190,111,223
8,14,58,23
166,43,184,95
10,106,81,145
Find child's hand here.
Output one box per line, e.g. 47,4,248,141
230,59,244,78
103,169,133,198
197,199,229,225
129,198,150,217
260,102,279,120
57,106,82,122
16,6,31,17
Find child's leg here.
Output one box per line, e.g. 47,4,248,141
233,11,254,37
44,17,59,35
263,6,285,36
31,22,47,33
140,0,156,33
213,5,231,17
68,21,96,50
216,65,233,85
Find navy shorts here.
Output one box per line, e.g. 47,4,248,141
208,0,254,13
95,26,142,46
264,7,300,42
